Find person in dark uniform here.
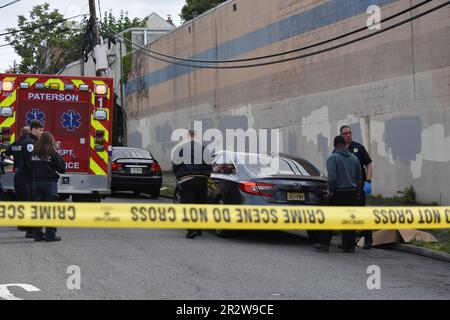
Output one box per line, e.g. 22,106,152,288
314,136,362,253
31,131,65,242
4,126,30,232
340,125,374,249
172,129,212,239
17,120,44,238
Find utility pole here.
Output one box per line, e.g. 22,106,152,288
89,0,106,76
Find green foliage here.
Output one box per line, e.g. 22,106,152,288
100,12,145,85
121,54,132,85
101,10,146,37
368,186,417,204
394,186,416,204
180,0,227,22
5,3,87,74
410,238,450,254
6,4,145,76
5,60,20,73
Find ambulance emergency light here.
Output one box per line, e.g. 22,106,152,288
94,109,108,121
49,83,60,90
94,85,108,95
20,82,30,89
1,81,13,91
1,107,14,117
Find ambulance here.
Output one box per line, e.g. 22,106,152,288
0,73,114,201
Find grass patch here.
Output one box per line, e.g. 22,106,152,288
160,186,175,198
367,186,439,206
410,238,450,254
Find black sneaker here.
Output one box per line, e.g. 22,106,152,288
45,236,62,242
185,231,198,239
363,242,373,250
313,244,330,253
25,231,35,239
343,246,356,254
34,235,45,242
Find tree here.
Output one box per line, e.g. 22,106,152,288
5,60,20,73
180,0,227,22
5,3,87,74
101,10,146,36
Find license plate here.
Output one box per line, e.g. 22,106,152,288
287,192,305,201
130,167,142,174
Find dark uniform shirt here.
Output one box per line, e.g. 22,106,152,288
172,141,212,180
18,133,39,178
347,141,372,182
31,152,66,182
5,135,27,169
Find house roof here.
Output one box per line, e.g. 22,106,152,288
144,12,175,31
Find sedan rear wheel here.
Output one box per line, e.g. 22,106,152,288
215,198,233,238
150,189,160,199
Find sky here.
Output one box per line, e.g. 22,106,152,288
0,0,186,72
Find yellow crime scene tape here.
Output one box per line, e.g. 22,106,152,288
0,202,449,230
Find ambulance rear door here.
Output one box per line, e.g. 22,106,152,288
16,89,90,173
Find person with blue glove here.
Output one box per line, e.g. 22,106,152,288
364,180,372,196
341,125,374,249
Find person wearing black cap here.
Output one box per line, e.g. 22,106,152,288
313,135,362,253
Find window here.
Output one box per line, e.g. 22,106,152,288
112,149,152,160
245,155,320,177
212,153,237,175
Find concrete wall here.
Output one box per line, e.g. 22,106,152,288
126,0,450,204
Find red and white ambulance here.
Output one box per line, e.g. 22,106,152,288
0,73,114,201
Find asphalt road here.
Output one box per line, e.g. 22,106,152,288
0,193,449,300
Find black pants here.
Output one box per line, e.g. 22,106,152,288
14,173,32,201
179,177,208,234
14,174,32,231
358,189,373,244
32,181,58,239
319,189,358,248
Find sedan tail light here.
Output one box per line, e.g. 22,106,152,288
240,182,274,197
149,163,161,173
112,162,124,172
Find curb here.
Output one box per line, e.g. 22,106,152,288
390,243,450,263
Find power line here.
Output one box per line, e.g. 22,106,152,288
0,0,20,10
63,0,75,16
0,14,87,37
105,0,433,65
109,1,450,69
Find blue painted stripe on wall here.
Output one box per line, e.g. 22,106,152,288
126,0,399,96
